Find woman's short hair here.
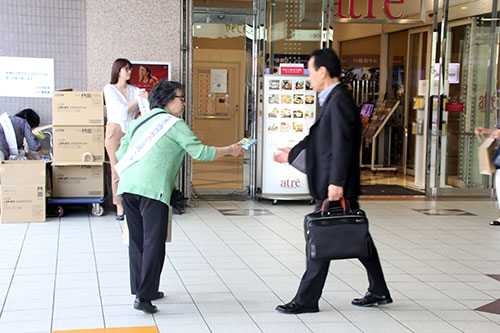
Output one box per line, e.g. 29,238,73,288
148,80,184,110
15,108,40,128
110,58,132,84
310,48,341,78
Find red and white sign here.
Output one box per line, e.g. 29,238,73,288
445,102,464,112
279,63,304,75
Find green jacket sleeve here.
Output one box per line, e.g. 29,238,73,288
169,120,216,161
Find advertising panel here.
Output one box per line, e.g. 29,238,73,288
262,75,317,196
129,61,171,93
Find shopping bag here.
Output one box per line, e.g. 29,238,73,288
478,135,497,175
304,199,372,260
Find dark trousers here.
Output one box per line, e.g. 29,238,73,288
122,193,169,300
293,198,390,306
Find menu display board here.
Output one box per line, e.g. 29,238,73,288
362,100,399,138
262,74,317,195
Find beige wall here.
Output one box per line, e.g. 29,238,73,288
86,0,182,91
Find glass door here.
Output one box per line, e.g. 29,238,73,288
191,5,256,197
404,27,431,189
435,18,498,195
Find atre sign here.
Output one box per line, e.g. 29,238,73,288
331,0,426,24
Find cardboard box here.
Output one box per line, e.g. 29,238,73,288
52,163,104,197
53,126,104,162
52,91,104,126
1,161,46,223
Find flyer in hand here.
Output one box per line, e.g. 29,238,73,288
238,138,257,150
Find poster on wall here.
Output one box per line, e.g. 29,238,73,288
210,69,227,93
0,56,54,98
262,74,317,196
129,61,171,93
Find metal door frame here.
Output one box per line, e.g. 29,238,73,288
182,2,264,199
404,26,432,188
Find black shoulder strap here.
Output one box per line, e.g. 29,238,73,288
130,112,166,139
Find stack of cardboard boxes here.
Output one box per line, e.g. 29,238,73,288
51,92,105,199
0,160,46,222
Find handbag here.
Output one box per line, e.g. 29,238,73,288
477,134,497,175
304,199,372,261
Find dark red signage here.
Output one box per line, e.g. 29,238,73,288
333,0,405,20
445,102,464,112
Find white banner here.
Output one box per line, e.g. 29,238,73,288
262,74,317,195
0,56,54,98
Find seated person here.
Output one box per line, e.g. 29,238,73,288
0,109,49,160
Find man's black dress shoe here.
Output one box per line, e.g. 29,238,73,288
116,215,124,221
152,291,164,300
276,301,319,314
351,292,393,307
134,298,158,313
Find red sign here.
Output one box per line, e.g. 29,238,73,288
333,0,405,20
280,66,304,75
445,102,464,112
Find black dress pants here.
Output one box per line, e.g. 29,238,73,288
293,198,390,306
122,193,169,300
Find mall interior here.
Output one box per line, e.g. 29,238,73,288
1,0,500,332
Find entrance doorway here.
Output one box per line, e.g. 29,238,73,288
432,18,498,195
191,5,255,196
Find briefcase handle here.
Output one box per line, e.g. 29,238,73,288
320,198,350,216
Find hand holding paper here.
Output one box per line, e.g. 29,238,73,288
238,138,257,150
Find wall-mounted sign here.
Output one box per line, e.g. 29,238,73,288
445,102,464,112
341,55,379,68
0,56,54,98
129,61,171,93
448,63,460,84
302,0,426,24
210,69,227,93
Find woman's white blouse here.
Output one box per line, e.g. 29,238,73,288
103,84,140,133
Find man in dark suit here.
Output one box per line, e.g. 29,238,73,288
274,48,392,314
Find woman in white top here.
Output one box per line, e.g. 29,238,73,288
104,58,147,220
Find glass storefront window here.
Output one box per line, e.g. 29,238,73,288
267,0,323,73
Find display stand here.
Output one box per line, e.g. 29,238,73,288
259,74,316,204
360,99,400,172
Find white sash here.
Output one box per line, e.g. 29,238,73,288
115,113,179,176
0,113,18,155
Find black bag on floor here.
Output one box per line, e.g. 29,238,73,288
170,187,187,214
304,199,372,260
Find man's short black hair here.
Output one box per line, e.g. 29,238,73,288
148,80,184,110
310,48,341,78
15,108,40,128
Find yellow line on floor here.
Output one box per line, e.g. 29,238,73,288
53,326,158,333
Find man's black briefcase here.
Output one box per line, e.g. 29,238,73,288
304,199,372,260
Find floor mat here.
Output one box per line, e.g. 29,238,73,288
360,184,424,195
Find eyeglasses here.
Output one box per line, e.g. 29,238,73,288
175,96,185,102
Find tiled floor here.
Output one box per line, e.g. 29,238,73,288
1,198,500,332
